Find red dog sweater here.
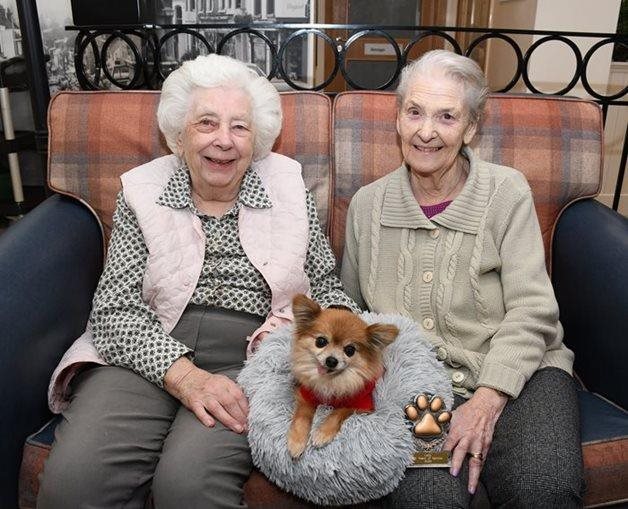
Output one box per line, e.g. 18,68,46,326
299,379,377,411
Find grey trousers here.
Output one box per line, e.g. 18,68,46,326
38,305,263,509
382,367,584,508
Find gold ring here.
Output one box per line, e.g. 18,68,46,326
467,452,484,461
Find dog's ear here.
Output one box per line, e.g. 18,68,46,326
367,323,399,349
292,294,321,332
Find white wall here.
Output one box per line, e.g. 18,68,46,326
532,0,625,213
529,0,621,99
486,0,621,98
485,0,538,92
485,0,625,214
600,62,628,215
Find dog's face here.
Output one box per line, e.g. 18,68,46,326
291,294,398,398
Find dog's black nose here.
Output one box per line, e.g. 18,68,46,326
325,356,338,369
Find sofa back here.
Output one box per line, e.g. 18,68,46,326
48,90,603,270
48,91,332,244
331,92,603,269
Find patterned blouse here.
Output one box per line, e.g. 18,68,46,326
90,165,360,386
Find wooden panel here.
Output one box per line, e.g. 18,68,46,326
456,0,492,69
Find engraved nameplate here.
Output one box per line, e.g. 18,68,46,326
408,451,451,468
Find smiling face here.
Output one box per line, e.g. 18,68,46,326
177,86,254,200
396,71,477,179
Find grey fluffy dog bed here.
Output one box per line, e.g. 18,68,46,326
237,312,453,506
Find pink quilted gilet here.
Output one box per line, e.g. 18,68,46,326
48,153,311,413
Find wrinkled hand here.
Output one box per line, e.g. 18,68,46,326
443,387,508,494
164,357,249,433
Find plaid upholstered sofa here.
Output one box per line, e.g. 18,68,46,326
1,90,627,509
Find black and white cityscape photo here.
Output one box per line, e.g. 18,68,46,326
0,1,21,61
0,0,313,93
0,0,78,92
152,0,313,90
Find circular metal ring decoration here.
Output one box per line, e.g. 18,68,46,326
100,31,146,89
143,29,162,89
522,35,582,96
156,28,214,82
581,38,628,101
403,30,462,62
465,33,523,93
75,31,104,90
341,29,402,90
277,29,339,91
128,29,159,89
217,27,278,80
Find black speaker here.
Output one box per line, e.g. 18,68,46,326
71,0,157,26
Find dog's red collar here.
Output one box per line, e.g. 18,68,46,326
299,379,377,411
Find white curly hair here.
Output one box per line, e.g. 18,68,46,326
157,54,282,161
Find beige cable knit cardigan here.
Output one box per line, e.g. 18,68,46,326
341,147,574,399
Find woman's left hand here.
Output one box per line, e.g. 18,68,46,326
164,357,249,433
442,387,508,494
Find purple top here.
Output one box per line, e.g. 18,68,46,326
420,200,452,219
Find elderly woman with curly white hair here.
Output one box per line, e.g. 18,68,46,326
38,54,359,508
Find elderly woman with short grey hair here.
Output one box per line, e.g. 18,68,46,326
342,50,583,507
39,54,359,508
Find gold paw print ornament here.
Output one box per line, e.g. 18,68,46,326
404,393,452,466
404,393,451,439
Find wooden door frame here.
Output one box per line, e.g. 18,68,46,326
318,0,451,92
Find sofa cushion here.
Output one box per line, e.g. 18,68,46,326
19,416,316,509
48,91,333,246
19,420,375,508
578,390,628,507
18,416,60,509
580,390,628,444
331,92,602,270
21,389,626,508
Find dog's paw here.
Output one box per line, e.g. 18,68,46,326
404,393,451,439
288,419,310,459
287,433,308,459
310,426,336,448
310,408,352,448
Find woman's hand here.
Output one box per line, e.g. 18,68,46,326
443,387,508,494
164,357,249,433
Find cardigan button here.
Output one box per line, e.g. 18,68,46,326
422,271,434,283
422,317,434,330
436,347,448,361
430,229,440,239
452,371,465,384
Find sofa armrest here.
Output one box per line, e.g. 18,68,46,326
0,194,103,508
552,199,628,409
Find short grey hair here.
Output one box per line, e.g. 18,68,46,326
396,50,489,123
157,54,282,161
